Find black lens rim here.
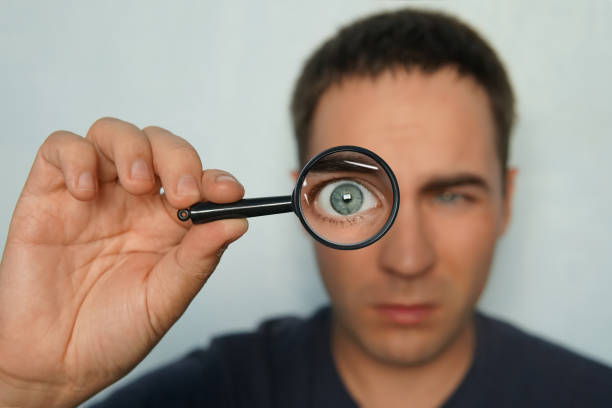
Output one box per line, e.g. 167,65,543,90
293,145,400,250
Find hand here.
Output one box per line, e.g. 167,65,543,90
0,118,248,407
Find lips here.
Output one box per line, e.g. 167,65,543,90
373,303,436,325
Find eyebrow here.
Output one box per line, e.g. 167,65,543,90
420,173,491,193
308,155,380,174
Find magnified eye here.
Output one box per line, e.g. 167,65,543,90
316,179,378,216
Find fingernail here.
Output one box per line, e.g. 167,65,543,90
177,175,199,197
216,174,238,184
77,171,96,191
130,159,151,181
77,171,95,191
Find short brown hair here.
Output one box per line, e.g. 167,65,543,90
291,8,515,175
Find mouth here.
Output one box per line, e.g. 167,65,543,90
372,303,437,325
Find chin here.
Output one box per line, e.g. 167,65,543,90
363,328,451,366
339,305,474,367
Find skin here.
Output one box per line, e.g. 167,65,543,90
0,118,248,408
306,67,515,407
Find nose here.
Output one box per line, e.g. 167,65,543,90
378,201,436,278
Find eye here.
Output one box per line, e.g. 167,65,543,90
316,179,378,216
434,191,465,205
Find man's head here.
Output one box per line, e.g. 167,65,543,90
292,8,514,175
290,9,516,366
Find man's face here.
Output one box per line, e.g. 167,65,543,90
307,67,514,365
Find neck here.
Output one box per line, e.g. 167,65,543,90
331,315,476,408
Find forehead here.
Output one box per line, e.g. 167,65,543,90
308,68,501,189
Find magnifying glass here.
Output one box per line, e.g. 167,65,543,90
177,145,399,250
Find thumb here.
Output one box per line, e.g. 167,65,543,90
145,218,248,337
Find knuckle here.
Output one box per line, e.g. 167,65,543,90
87,118,149,162
171,145,203,170
38,131,97,171
40,131,79,157
72,140,96,161
142,125,167,135
57,135,93,158
87,117,139,144
145,129,202,168
144,126,190,147
87,116,116,136
44,130,72,147
169,143,199,158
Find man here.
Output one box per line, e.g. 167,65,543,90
0,8,610,408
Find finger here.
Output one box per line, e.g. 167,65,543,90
160,169,245,228
200,169,245,204
143,126,204,209
86,117,155,195
145,218,249,335
27,131,99,200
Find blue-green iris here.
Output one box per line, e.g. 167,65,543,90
330,183,363,215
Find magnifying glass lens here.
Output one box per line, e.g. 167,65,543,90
299,151,395,247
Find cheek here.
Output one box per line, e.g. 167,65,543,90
429,206,500,299
314,243,378,304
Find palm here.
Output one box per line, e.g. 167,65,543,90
0,178,186,389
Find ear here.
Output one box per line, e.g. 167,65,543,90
499,168,517,235
290,170,299,182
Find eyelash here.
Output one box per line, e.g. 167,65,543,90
317,214,365,225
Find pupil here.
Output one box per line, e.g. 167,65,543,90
330,183,363,215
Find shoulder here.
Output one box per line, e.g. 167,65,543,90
88,308,329,408
208,307,331,405
86,346,230,407
471,311,612,406
477,311,612,376
214,305,328,348
211,308,317,357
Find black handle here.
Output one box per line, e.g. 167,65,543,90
177,195,294,224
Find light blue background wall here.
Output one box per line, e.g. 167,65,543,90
1,0,611,403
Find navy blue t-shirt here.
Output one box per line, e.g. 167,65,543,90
91,307,612,407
